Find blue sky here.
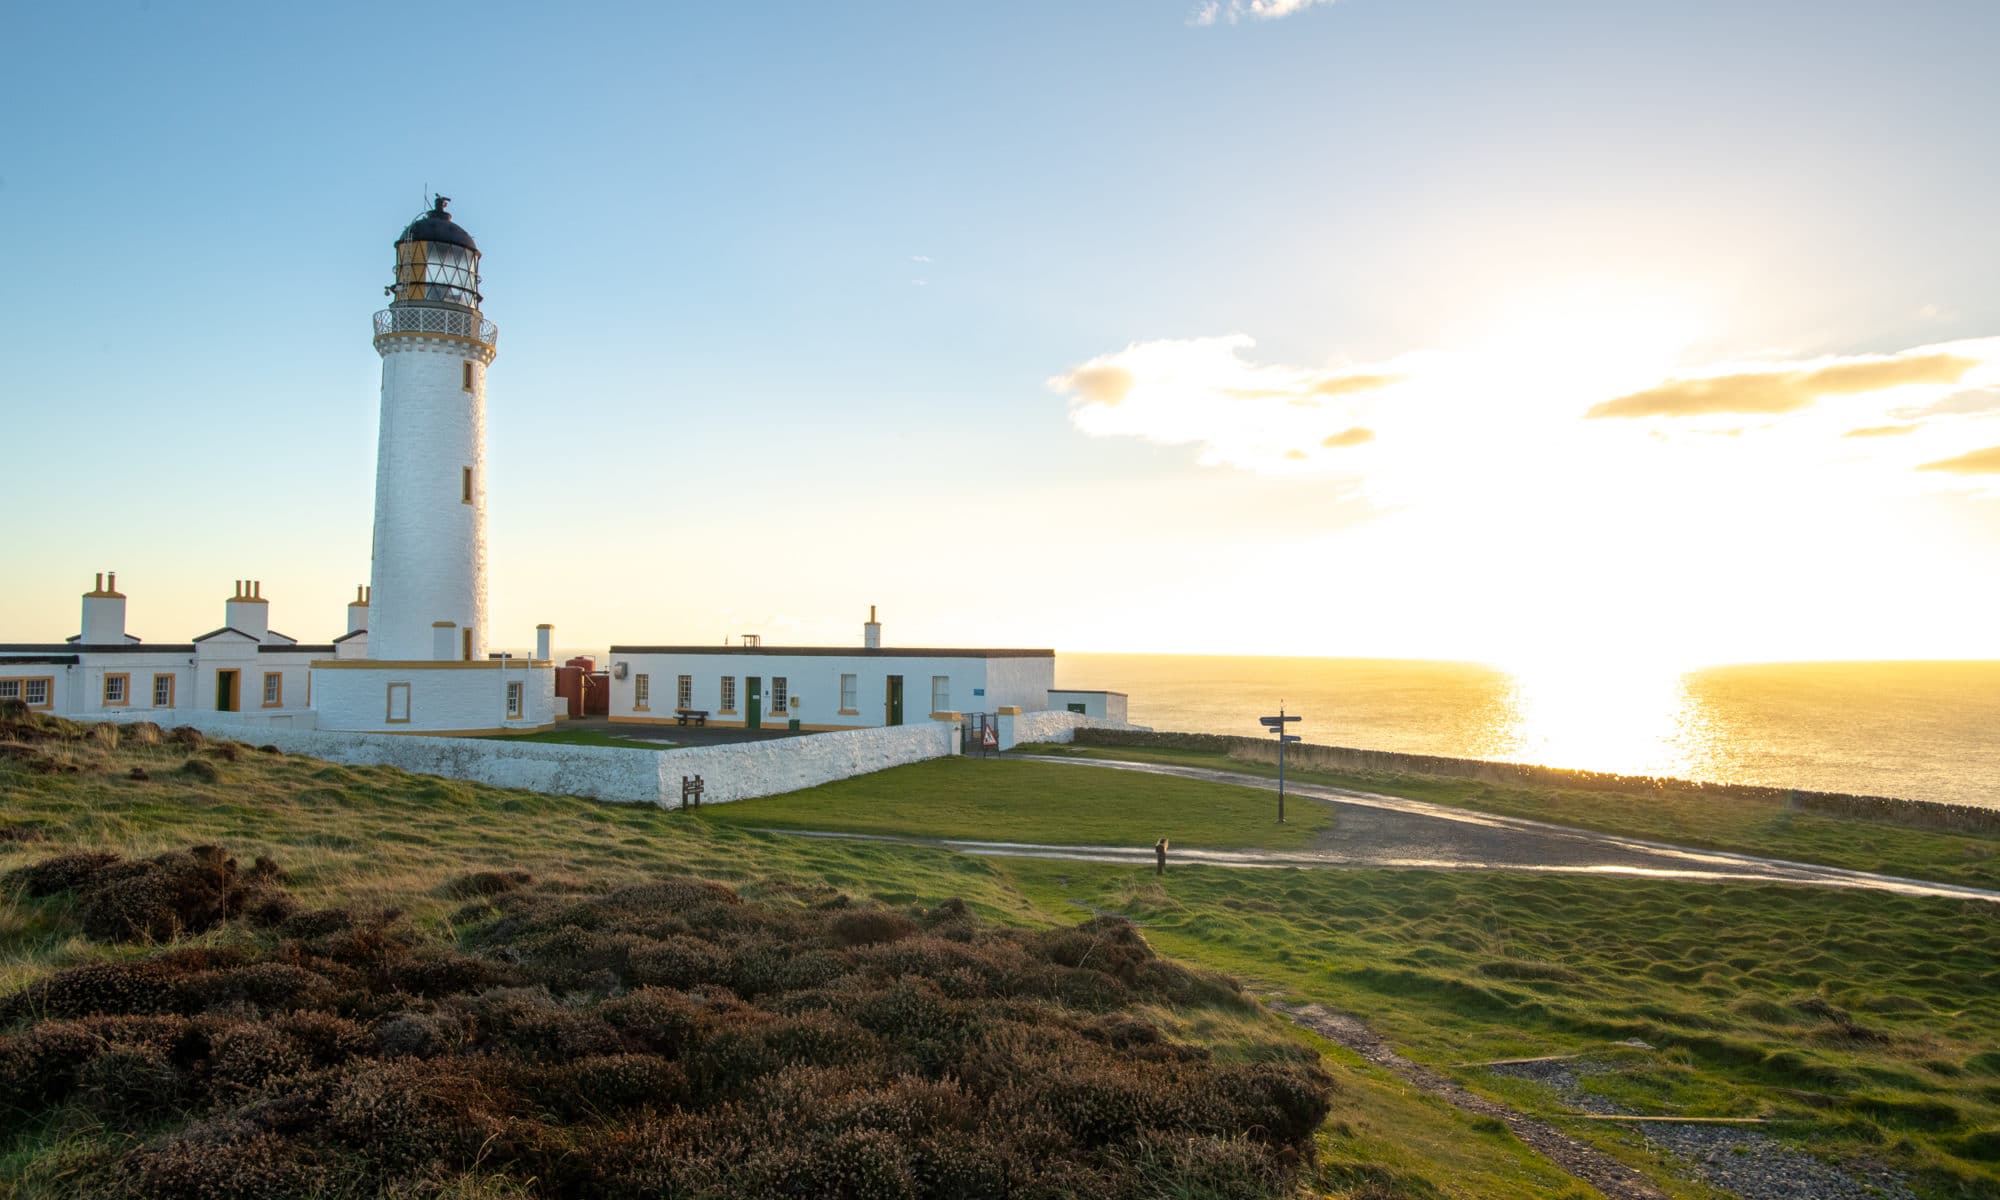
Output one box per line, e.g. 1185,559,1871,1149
5,1,1998,663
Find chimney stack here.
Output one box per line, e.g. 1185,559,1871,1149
864,605,882,650
225,579,270,641
80,571,128,644
346,585,370,635
535,624,553,661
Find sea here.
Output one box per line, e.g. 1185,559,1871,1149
1053,655,2000,810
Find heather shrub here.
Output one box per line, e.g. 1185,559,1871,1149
165,725,205,750
177,757,220,782
122,721,163,746
2,867,1332,1197
440,868,534,898
7,849,120,896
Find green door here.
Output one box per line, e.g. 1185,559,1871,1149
746,677,762,729
216,670,237,712
886,675,904,726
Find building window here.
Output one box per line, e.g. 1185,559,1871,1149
0,680,17,701
386,682,411,723
263,672,282,707
719,676,736,712
462,360,475,391
771,676,789,714
22,678,51,709
506,681,524,719
462,466,473,504
103,673,129,707
634,674,651,710
931,675,950,714
153,674,174,707
839,673,858,712
677,674,693,710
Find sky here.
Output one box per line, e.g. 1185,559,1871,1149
3,0,1998,669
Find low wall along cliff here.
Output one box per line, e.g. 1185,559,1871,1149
1067,728,2000,836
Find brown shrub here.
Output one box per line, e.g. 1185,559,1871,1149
122,721,163,747
327,1058,513,1170
7,850,120,897
165,725,205,750
75,846,281,943
0,822,50,843
107,1122,328,1200
831,907,920,947
127,766,151,781
206,742,243,763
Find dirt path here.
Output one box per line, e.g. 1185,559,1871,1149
1269,998,1673,1200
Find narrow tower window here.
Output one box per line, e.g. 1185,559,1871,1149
463,361,475,391
462,467,473,504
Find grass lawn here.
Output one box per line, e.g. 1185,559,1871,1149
1019,742,2000,889
697,756,1334,850
481,725,676,750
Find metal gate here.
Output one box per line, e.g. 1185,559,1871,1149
961,712,999,757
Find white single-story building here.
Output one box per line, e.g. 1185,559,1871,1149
606,643,1055,731
1,576,324,729
1048,689,1129,723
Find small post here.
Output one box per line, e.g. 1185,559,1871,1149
1155,836,1168,876
681,773,705,810
1259,707,1302,824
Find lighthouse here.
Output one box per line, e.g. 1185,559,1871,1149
366,196,496,662
307,196,555,734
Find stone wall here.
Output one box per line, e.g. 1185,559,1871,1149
655,722,959,806
1068,728,2000,836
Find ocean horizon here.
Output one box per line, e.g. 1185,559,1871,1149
1053,653,2000,810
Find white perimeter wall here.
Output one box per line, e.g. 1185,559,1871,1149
997,708,1145,750
93,712,958,807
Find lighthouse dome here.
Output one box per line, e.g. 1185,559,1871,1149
388,195,482,309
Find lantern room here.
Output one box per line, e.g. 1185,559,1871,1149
388,195,482,311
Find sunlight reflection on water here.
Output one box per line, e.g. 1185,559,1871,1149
1054,655,2000,808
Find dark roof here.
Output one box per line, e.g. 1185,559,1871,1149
262,644,333,654
332,629,367,644
264,630,298,645
0,655,78,666
0,643,195,655
193,627,259,643
1049,689,1127,697
398,197,477,251
609,645,1055,660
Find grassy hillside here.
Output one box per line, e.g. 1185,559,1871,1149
2,714,1599,1199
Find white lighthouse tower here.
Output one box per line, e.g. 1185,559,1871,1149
367,196,495,663
309,197,556,734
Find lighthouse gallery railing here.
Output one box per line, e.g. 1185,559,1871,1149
372,307,499,347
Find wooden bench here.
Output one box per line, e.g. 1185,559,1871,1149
674,709,709,726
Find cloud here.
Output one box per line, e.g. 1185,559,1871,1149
911,255,931,263
1902,386,2000,419
1918,445,2000,475
1587,349,1980,419
1049,334,1400,472
1842,424,1919,439
1191,0,1334,26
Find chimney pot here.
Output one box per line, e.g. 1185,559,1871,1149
94,572,104,592
107,572,116,593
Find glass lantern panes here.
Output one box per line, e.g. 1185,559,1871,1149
393,239,481,309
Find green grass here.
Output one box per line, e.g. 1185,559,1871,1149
6,726,1996,1197
997,857,2000,1198
1019,742,2000,889
479,726,677,750
697,756,1334,850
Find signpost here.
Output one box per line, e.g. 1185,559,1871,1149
1259,709,1301,823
